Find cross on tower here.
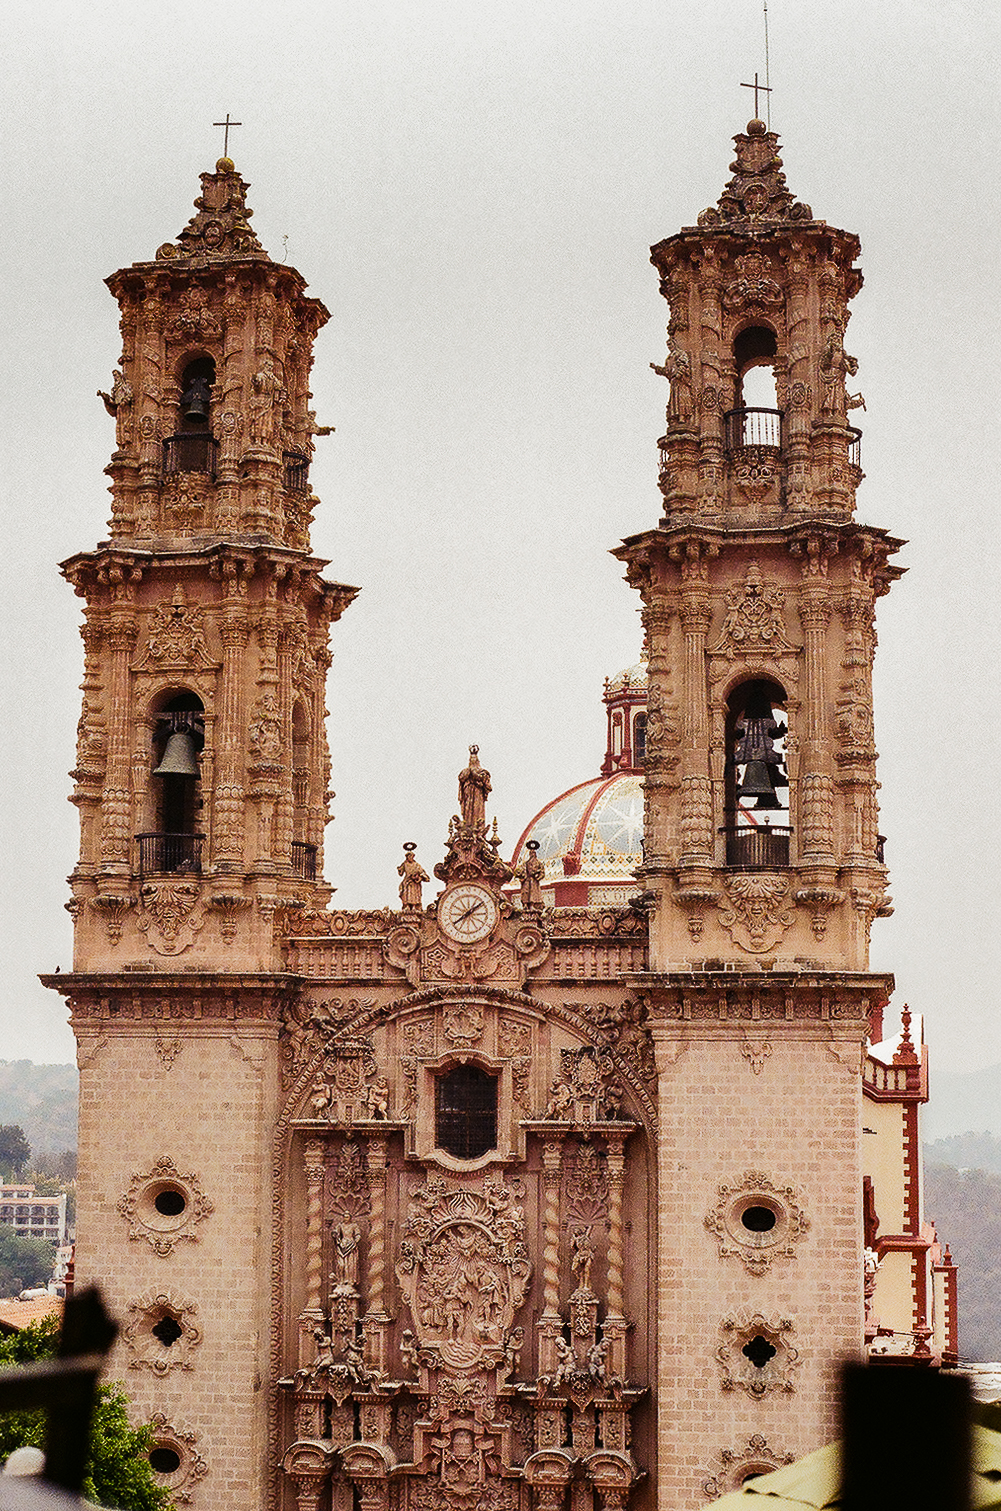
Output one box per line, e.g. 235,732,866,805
740,73,772,120
213,114,242,158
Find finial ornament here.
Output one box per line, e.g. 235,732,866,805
213,113,242,159
740,72,772,122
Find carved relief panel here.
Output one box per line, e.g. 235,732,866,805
278,989,652,1511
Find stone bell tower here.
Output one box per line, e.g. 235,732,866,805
62,155,357,969
615,121,903,1504
45,158,356,1510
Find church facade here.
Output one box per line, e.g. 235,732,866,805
45,123,954,1511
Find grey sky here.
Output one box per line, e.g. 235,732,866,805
1,1,998,1071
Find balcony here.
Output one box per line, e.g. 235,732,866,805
162,433,219,478
847,425,862,468
283,450,310,493
136,832,204,878
722,824,791,869
724,407,783,451
291,841,318,881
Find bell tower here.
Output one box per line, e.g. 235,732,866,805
45,158,357,1511
616,121,902,1503
62,156,357,970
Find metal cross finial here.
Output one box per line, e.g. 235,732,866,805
740,73,772,120
213,114,242,158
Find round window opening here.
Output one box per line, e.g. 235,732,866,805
741,1205,777,1233
154,1188,187,1218
149,1448,181,1476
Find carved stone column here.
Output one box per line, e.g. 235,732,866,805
538,1135,566,1375
212,613,249,868
798,587,834,864
602,1131,628,1381
299,1138,326,1369
101,614,138,871
678,572,714,865
361,1134,391,1376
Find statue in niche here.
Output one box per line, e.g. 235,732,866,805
458,745,491,831
332,1220,362,1290
516,840,544,911
570,1226,595,1294
398,843,429,911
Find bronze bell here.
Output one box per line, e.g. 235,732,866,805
152,731,200,778
737,760,782,810
181,373,211,424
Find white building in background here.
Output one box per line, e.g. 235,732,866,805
0,1186,67,1246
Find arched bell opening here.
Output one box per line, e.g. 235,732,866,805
290,699,316,881
138,691,205,877
726,325,782,450
723,678,790,868
163,356,218,478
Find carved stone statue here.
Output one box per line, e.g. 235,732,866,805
553,1337,577,1386
366,1078,389,1119
570,1226,595,1294
517,840,544,912
97,368,134,448
249,357,282,446
544,1079,574,1120
651,349,692,419
333,1220,361,1290
398,843,429,911
458,745,491,832
587,1339,609,1383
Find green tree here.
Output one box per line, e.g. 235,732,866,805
0,1317,170,1510
0,1126,30,1177
0,1228,55,1297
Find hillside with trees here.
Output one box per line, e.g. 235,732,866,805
0,1062,77,1155
924,1160,1001,1361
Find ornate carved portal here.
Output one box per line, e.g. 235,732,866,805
279,1033,645,1511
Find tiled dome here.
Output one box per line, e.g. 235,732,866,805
510,772,643,909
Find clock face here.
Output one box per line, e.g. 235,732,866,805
439,884,498,944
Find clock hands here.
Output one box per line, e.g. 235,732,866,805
456,901,486,924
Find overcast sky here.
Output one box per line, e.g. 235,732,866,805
1,0,998,1073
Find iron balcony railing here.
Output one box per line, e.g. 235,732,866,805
283,450,310,493
722,824,792,869
724,406,784,450
847,426,862,468
162,433,219,478
291,841,318,881
136,832,204,878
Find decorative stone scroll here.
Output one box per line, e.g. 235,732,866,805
396,1177,532,1372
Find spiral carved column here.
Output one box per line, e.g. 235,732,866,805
537,1135,566,1377
300,1138,325,1368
